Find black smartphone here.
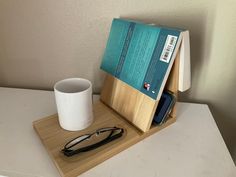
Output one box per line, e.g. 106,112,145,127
153,91,176,125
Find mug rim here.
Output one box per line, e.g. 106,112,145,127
54,78,92,94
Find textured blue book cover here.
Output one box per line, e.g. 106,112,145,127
100,18,182,100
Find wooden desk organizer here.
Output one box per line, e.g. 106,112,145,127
33,52,180,177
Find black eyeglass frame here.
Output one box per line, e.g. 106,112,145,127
62,127,124,157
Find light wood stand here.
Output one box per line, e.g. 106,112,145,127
33,51,180,177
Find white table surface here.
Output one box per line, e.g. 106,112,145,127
0,87,235,177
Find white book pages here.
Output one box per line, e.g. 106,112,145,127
179,30,191,92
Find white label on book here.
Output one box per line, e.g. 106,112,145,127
160,35,178,63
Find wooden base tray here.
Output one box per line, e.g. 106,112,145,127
33,100,176,177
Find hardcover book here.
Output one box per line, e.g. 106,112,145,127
100,18,190,100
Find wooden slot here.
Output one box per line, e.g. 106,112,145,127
165,51,180,119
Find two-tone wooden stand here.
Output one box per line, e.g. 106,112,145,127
33,52,180,177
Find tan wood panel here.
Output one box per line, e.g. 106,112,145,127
33,100,176,177
100,74,158,132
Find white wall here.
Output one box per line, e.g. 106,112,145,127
0,0,235,162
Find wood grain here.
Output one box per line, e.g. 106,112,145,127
100,74,158,132
33,100,176,177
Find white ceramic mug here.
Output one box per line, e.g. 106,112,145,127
54,78,93,131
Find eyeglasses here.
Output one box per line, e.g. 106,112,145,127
62,127,124,157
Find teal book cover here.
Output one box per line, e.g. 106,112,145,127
100,18,182,100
